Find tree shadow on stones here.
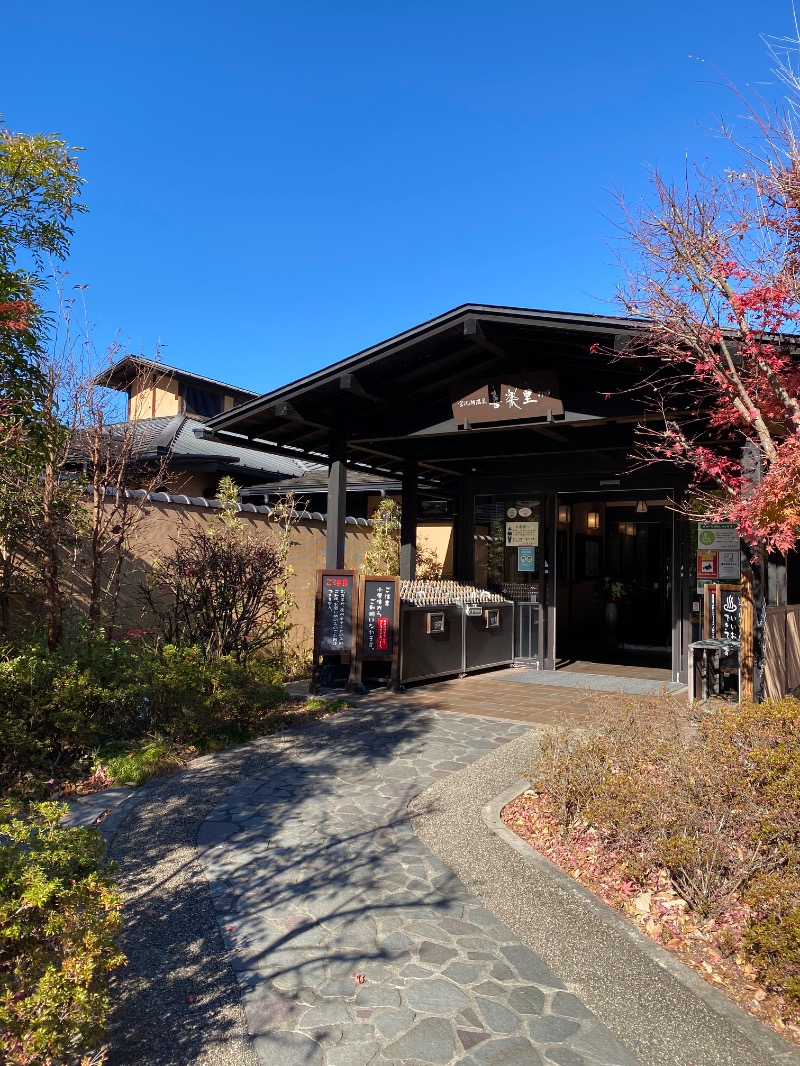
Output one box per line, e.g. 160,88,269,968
105,705,450,1066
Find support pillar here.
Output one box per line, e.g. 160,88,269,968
543,493,557,669
325,440,347,570
400,460,418,581
671,506,690,685
454,475,475,583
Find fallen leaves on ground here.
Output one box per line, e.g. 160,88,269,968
502,790,800,1046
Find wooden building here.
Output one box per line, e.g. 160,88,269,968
204,304,702,683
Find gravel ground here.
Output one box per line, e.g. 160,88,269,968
410,730,800,1066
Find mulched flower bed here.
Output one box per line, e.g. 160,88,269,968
502,788,800,1047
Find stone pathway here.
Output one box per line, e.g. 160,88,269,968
198,711,637,1066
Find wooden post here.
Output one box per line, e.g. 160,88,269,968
400,461,418,581
740,570,754,702
326,440,347,570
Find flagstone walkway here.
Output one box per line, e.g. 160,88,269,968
196,711,636,1066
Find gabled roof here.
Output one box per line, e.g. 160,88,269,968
94,355,258,400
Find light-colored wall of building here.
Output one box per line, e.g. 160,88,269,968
128,375,182,420
418,522,453,578
62,499,374,654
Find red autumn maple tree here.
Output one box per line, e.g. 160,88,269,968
611,54,800,553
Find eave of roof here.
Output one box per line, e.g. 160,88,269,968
94,355,258,398
205,303,643,435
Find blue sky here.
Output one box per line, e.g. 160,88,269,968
2,1,792,394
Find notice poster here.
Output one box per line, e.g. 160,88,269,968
362,579,396,658
506,521,539,547
697,523,741,581
697,551,718,578
518,546,536,572
318,572,355,653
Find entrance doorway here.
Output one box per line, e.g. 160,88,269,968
556,496,673,668
474,493,674,671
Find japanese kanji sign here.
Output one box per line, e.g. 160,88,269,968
361,578,397,658
317,571,355,653
452,372,564,427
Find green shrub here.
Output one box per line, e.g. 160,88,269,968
533,694,800,1003
143,644,288,746
0,801,124,1064
0,635,291,788
93,738,184,787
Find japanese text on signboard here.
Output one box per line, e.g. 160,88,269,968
319,574,353,653
363,579,395,657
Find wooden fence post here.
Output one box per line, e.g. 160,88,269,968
741,570,754,703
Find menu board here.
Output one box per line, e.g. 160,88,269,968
362,578,397,658
317,571,355,654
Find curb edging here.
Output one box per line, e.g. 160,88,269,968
482,779,800,1065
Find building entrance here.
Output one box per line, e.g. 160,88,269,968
474,492,674,670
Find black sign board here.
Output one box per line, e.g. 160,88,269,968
704,583,741,642
317,570,355,654
362,578,397,658
719,588,741,641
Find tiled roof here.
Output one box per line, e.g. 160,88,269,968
70,416,311,480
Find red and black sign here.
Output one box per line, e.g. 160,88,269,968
362,578,397,658
317,571,355,654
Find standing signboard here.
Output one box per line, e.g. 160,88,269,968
312,570,357,692
351,575,401,692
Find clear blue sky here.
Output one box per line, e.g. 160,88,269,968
2,1,791,394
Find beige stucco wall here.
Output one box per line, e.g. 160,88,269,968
418,523,453,578
129,374,182,420
96,500,373,653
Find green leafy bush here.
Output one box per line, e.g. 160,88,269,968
0,801,124,1064
93,738,184,787
143,644,288,746
0,633,290,789
533,694,800,1004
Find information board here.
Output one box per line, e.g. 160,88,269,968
316,571,356,654
362,578,397,658
506,521,539,547
697,523,741,581
518,546,536,572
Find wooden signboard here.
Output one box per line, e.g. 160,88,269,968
702,579,755,703
351,575,401,692
451,372,564,427
703,582,742,642
312,570,357,691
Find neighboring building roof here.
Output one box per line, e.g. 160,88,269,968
94,355,259,400
243,466,402,496
70,415,311,482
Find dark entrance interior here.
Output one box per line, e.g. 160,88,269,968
555,495,673,668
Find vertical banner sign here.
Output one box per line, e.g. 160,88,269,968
719,589,741,641
316,570,355,655
362,578,397,658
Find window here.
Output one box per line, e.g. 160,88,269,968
183,385,223,418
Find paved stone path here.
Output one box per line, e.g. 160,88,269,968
197,711,638,1066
